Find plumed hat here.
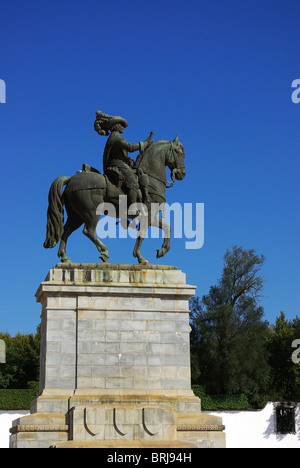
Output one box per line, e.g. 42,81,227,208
94,110,129,136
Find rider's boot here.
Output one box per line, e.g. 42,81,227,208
119,188,139,230
127,188,140,223
138,171,150,204
141,186,150,204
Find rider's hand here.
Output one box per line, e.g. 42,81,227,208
147,131,154,141
145,133,153,148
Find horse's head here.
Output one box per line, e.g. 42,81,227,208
167,135,186,182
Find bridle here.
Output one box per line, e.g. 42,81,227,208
137,140,185,198
165,140,185,188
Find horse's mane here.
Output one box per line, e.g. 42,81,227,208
142,140,169,161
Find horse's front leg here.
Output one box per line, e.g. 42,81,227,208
156,217,171,259
132,214,150,264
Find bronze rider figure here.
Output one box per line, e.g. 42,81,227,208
94,111,153,208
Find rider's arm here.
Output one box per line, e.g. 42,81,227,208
116,134,140,153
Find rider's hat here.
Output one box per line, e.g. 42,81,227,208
94,110,128,136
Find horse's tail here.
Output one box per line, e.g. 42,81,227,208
43,176,71,249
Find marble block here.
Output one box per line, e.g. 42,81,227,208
10,264,225,448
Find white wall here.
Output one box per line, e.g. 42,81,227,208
1,403,299,448
206,402,300,448
0,411,29,449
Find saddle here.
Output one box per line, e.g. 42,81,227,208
82,164,150,204
66,168,106,192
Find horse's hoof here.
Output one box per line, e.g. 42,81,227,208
100,253,109,262
61,257,71,264
137,256,147,264
156,249,165,258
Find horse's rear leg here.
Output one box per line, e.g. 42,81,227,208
133,235,147,264
83,212,109,262
58,214,83,263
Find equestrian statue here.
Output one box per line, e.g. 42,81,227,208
43,110,186,264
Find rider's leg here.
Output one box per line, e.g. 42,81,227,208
138,171,150,204
127,187,138,208
119,188,139,230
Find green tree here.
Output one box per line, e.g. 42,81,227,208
267,312,300,400
0,327,40,389
190,246,270,396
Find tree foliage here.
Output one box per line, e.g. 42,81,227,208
0,326,40,389
266,312,300,400
190,246,270,396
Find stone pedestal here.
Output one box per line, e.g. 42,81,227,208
10,264,225,448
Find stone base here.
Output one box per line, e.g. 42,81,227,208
10,264,225,448
10,409,225,449
50,440,197,448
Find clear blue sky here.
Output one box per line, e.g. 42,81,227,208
0,0,299,334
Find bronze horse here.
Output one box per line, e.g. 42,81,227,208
44,136,186,264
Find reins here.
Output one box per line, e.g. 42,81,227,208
141,140,184,189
